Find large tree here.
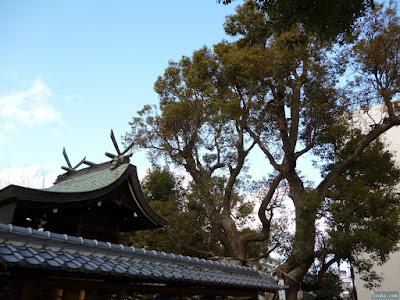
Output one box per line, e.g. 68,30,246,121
126,44,282,259
126,2,400,298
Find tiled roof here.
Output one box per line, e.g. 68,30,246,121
0,163,167,233
0,224,283,292
44,162,129,193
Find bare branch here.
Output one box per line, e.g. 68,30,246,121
224,124,248,209
244,125,281,171
288,82,302,153
295,143,314,159
258,173,284,229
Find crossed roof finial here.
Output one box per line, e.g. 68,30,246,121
61,148,96,172
61,130,133,172
105,130,134,169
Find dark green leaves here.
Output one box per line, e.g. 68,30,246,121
220,0,373,42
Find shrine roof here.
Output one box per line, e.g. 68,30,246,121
0,223,284,292
44,162,129,193
0,161,167,231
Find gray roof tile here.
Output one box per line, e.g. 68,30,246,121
47,259,63,267
18,249,34,258
44,163,128,193
0,224,284,292
0,247,12,255
3,255,20,263
26,256,44,265
100,264,113,272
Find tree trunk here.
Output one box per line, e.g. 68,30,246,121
228,240,248,260
278,190,318,299
277,260,313,300
286,285,300,300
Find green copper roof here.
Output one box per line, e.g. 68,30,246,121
44,163,129,193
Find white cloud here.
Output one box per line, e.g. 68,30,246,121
0,77,62,129
63,96,74,101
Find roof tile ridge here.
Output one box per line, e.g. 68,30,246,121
0,224,259,275
50,161,129,186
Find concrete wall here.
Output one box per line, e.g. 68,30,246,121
354,105,400,299
355,249,400,300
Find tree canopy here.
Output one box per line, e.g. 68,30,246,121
125,2,400,299
219,0,374,41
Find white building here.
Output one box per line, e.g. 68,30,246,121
355,252,400,299
353,105,400,299
340,269,353,299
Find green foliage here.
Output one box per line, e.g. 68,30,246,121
125,28,275,260
326,140,400,282
142,167,179,203
223,0,270,47
122,168,220,258
352,3,400,106
303,271,343,300
220,0,373,42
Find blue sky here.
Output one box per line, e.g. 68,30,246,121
1,0,398,191
0,0,248,183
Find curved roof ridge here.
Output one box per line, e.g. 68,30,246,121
0,223,273,279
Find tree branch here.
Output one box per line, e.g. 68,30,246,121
317,116,400,194
295,143,314,159
182,243,217,258
258,173,284,231
224,124,247,209
288,81,302,153
244,125,281,171
317,257,339,287
275,89,290,150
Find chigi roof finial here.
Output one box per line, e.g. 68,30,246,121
61,147,96,172
105,130,134,169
